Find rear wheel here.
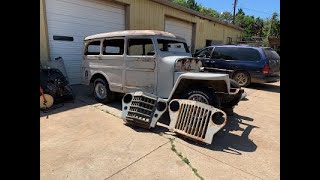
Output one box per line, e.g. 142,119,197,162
181,88,221,109
232,71,251,87
93,78,114,103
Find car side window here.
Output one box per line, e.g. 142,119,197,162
196,47,213,58
212,47,234,60
127,38,155,56
85,40,101,55
234,48,261,61
102,39,124,55
212,47,260,61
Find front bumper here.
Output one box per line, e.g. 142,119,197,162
251,74,280,83
217,88,244,108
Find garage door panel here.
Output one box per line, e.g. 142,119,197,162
45,0,125,84
47,23,124,37
46,0,124,15
166,21,190,29
47,13,124,28
49,52,83,59
51,47,83,54
46,7,124,23
165,18,193,48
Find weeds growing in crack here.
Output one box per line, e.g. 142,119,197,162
169,138,205,180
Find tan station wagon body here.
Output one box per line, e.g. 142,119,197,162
81,30,243,109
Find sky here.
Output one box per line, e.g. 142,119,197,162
195,0,280,20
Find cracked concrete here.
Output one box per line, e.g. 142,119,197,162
40,82,280,179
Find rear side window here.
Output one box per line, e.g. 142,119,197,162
103,39,124,55
127,38,155,56
85,41,101,55
212,47,261,61
264,49,280,60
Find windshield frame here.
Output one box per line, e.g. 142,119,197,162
156,37,191,57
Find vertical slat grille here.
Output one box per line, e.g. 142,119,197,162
127,95,156,122
174,104,211,139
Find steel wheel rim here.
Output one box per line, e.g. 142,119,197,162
95,83,107,99
188,94,209,104
235,73,248,86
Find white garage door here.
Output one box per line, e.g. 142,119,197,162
165,18,193,50
45,0,125,84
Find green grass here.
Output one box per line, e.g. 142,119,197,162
169,138,205,180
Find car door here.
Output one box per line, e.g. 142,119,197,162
99,38,125,92
124,37,157,94
209,47,230,70
195,47,214,67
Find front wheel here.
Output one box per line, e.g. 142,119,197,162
181,88,221,109
93,78,114,103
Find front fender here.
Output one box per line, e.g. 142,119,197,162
167,72,230,101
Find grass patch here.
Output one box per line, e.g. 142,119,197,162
169,138,205,180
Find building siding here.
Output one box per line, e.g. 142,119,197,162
40,0,242,62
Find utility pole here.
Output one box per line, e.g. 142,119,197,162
232,0,238,24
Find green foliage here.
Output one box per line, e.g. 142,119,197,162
169,1,280,41
220,11,233,23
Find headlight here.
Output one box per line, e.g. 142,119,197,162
174,58,202,72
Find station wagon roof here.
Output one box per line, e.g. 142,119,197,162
85,30,186,41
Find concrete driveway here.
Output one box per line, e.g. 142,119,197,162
40,82,280,180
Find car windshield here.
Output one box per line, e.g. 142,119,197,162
157,39,190,55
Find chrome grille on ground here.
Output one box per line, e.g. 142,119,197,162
122,91,168,129
127,96,156,122
169,99,227,144
174,104,212,139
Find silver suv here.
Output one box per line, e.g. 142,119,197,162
81,30,243,110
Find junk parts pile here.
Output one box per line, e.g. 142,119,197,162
121,91,227,144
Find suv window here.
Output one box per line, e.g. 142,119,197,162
127,38,155,56
195,47,213,58
212,47,261,61
85,41,101,55
103,39,124,55
264,49,280,60
157,39,190,53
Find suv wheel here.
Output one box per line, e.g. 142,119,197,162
181,88,221,109
93,78,114,103
232,71,251,87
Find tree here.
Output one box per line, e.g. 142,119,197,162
253,17,264,37
236,8,245,16
169,1,280,44
219,12,233,23
169,0,188,7
186,0,200,11
199,5,220,18
269,12,280,37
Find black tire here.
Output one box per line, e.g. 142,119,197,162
93,78,114,103
181,88,221,109
232,71,251,87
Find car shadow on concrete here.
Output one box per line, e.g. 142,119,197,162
247,83,280,93
171,113,258,155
